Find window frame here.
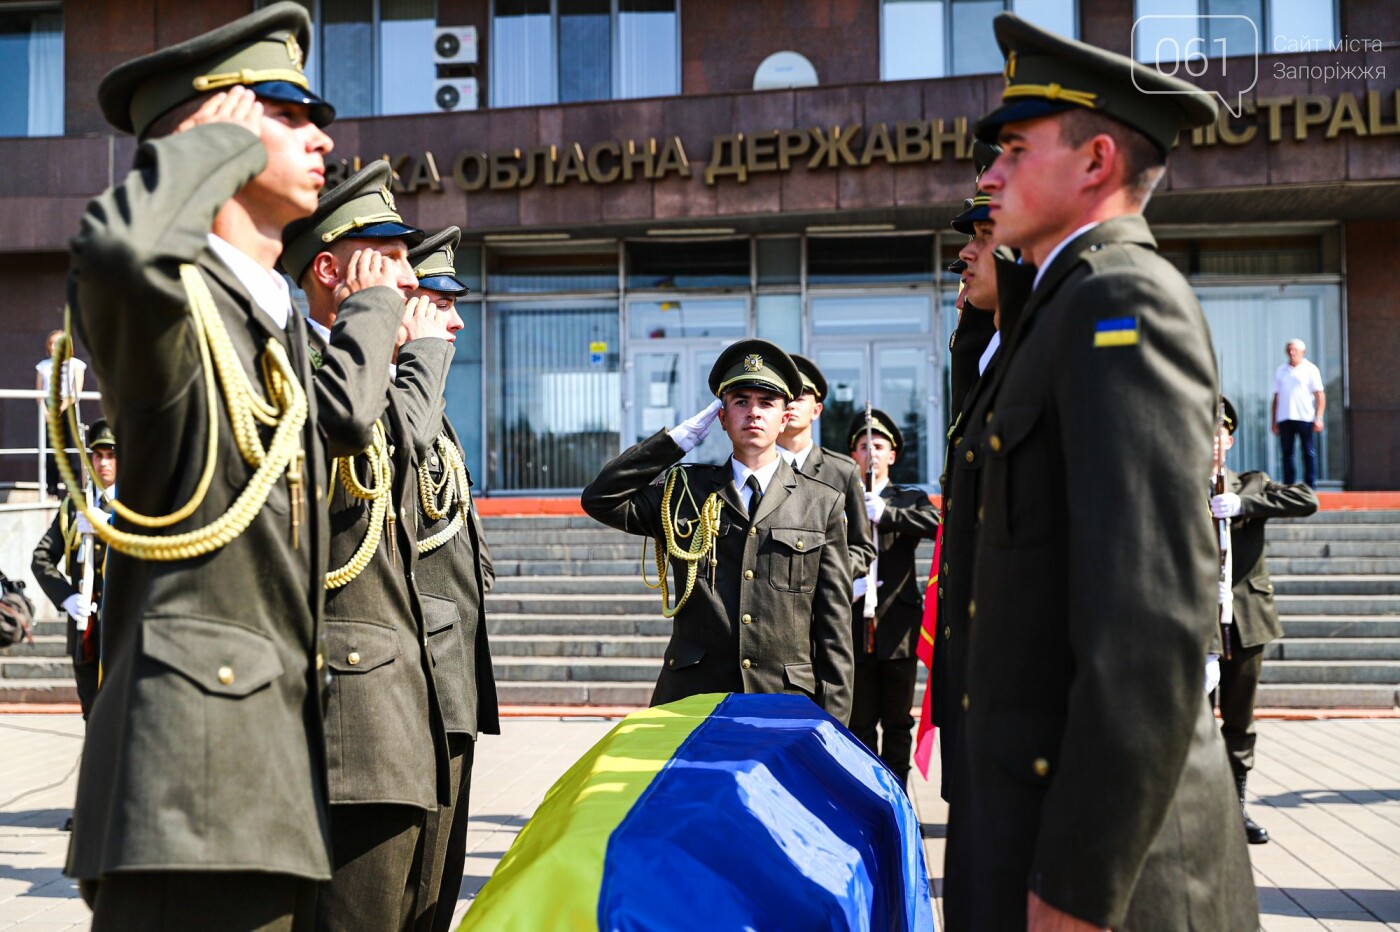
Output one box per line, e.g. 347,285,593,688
0,0,64,138
879,0,1079,81
1132,0,1341,62
489,0,682,108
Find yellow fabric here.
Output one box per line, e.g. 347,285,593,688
1002,82,1098,109
1094,329,1139,347
460,694,724,930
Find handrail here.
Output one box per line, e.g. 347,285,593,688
0,388,104,496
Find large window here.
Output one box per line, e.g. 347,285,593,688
0,4,63,137
881,0,1076,80
278,0,437,118
1134,0,1337,62
492,0,679,108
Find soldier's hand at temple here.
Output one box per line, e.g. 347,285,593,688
668,399,723,453
175,85,264,137
338,248,399,305
398,295,452,347
1210,492,1242,518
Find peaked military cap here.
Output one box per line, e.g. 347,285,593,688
279,160,425,282
708,339,802,401
847,407,903,454
975,12,1218,156
1219,396,1239,434
408,226,470,295
952,141,1002,234
789,354,828,402
87,418,116,450
98,2,334,139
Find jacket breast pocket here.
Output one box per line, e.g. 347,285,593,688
325,619,401,675
983,404,1053,548
765,527,822,593
142,615,284,698
1247,574,1275,601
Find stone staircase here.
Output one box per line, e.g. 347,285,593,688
4,510,1399,709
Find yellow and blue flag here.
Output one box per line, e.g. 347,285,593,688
1093,315,1140,347
461,693,935,931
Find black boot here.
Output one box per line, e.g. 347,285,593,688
1236,772,1269,845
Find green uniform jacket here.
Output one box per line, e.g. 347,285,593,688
795,445,876,578
1216,468,1318,650
582,430,855,723
413,415,500,738
853,484,940,661
31,497,111,661
65,123,400,882
322,342,455,809
945,215,1257,930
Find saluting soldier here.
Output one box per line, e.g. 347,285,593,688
31,418,117,721
63,6,407,926
403,226,502,932
944,14,1257,930
582,339,854,723
846,410,940,787
778,354,876,578
1208,396,1318,845
281,163,457,931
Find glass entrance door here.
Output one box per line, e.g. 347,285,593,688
624,297,747,466
810,294,938,487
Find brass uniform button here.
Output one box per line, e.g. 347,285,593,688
943,625,951,640
985,410,994,424
941,562,949,575
741,658,752,670
989,434,1002,452
217,665,235,686
668,658,675,667
795,539,804,550
315,653,324,671
953,435,962,448
744,569,754,580
742,613,752,625
978,505,985,522
347,651,361,666
1033,758,1050,777
964,450,974,464
748,527,758,537
968,599,976,618
961,693,970,711
937,586,944,598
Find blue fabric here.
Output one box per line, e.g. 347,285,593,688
597,693,934,932
1278,419,1317,488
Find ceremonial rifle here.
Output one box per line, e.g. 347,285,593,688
74,413,97,666
1214,400,1233,661
862,401,879,654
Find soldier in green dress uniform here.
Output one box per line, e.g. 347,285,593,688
943,14,1258,930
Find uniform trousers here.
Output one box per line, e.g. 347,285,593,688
317,803,426,932
849,657,920,786
1216,633,1266,777
83,870,317,931
415,734,476,932
73,658,98,720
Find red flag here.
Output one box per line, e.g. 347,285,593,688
913,524,942,779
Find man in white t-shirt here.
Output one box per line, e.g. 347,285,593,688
1271,338,1326,488
35,329,89,495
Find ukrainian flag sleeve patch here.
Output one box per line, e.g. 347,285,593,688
1093,315,1140,348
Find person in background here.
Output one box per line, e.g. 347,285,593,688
1271,338,1325,488
36,328,89,496
1208,396,1319,845
846,409,940,787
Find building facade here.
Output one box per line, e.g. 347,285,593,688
1,0,1397,492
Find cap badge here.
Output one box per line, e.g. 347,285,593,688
443,244,455,266
378,185,397,211
285,34,304,72
1004,51,1017,84
743,354,763,372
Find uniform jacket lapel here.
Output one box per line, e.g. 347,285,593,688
201,249,289,349
752,456,797,526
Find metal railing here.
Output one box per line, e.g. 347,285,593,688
0,388,103,513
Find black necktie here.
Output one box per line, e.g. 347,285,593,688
746,474,763,522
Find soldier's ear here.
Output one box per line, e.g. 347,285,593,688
309,250,340,290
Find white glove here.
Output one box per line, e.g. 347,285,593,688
668,399,723,453
1204,654,1221,694
1218,577,1233,606
851,577,883,602
62,593,93,623
864,491,886,523
1210,492,1241,519
74,511,95,535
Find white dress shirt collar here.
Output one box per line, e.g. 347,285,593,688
1032,221,1102,291
978,330,1001,376
306,316,331,345
731,455,783,511
206,234,292,329
777,442,814,472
